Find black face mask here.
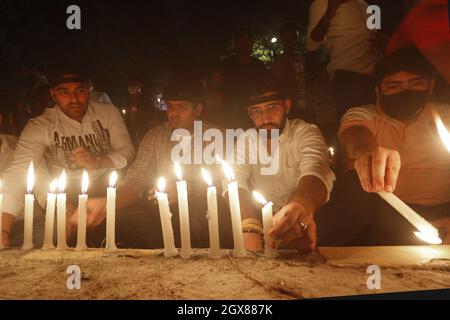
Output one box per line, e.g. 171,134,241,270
380,90,429,121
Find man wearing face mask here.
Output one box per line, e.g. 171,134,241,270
316,46,450,246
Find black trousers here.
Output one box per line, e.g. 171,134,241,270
316,170,449,246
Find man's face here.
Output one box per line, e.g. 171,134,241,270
376,71,435,121
50,82,90,122
235,34,254,55
166,100,202,131
247,95,291,131
377,71,434,97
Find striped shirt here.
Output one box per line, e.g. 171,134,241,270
121,121,223,199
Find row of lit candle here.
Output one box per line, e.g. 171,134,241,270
0,114,448,252
155,158,276,258
1,158,276,257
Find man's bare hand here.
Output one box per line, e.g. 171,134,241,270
268,202,316,253
72,146,97,170
354,146,401,193
69,197,107,240
431,217,450,244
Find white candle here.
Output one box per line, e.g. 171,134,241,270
56,170,68,250
174,162,192,259
253,191,276,257
22,162,35,250
218,157,246,258
76,171,89,251
377,191,442,244
105,171,118,251
0,181,3,250
201,168,221,259
156,177,178,257
42,179,58,249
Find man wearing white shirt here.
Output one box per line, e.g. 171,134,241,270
306,0,376,118
224,77,335,253
1,67,135,248
0,134,17,174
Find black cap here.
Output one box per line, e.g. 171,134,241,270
246,75,285,107
48,63,88,88
374,46,435,83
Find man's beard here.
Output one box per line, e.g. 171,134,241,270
256,117,286,139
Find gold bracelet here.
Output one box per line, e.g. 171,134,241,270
241,225,263,234
242,222,263,230
242,227,263,235
242,218,262,227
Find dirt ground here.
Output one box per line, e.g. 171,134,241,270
0,247,449,299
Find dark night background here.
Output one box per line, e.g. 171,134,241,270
0,0,411,106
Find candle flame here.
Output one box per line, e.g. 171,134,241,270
217,157,235,181
435,114,450,152
157,177,166,193
252,191,268,205
58,170,66,193
49,179,58,193
26,161,35,193
328,147,335,157
109,171,118,188
174,162,183,181
201,168,213,186
82,170,89,194
414,231,442,245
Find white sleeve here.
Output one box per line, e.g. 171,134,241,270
338,106,377,139
297,124,336,201
2,121,49,218
306,0,327,52
105,106,135,169
101,93,112,104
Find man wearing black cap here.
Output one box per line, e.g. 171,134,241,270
224,76,335,252
69,76,233,249
1,67,135,248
